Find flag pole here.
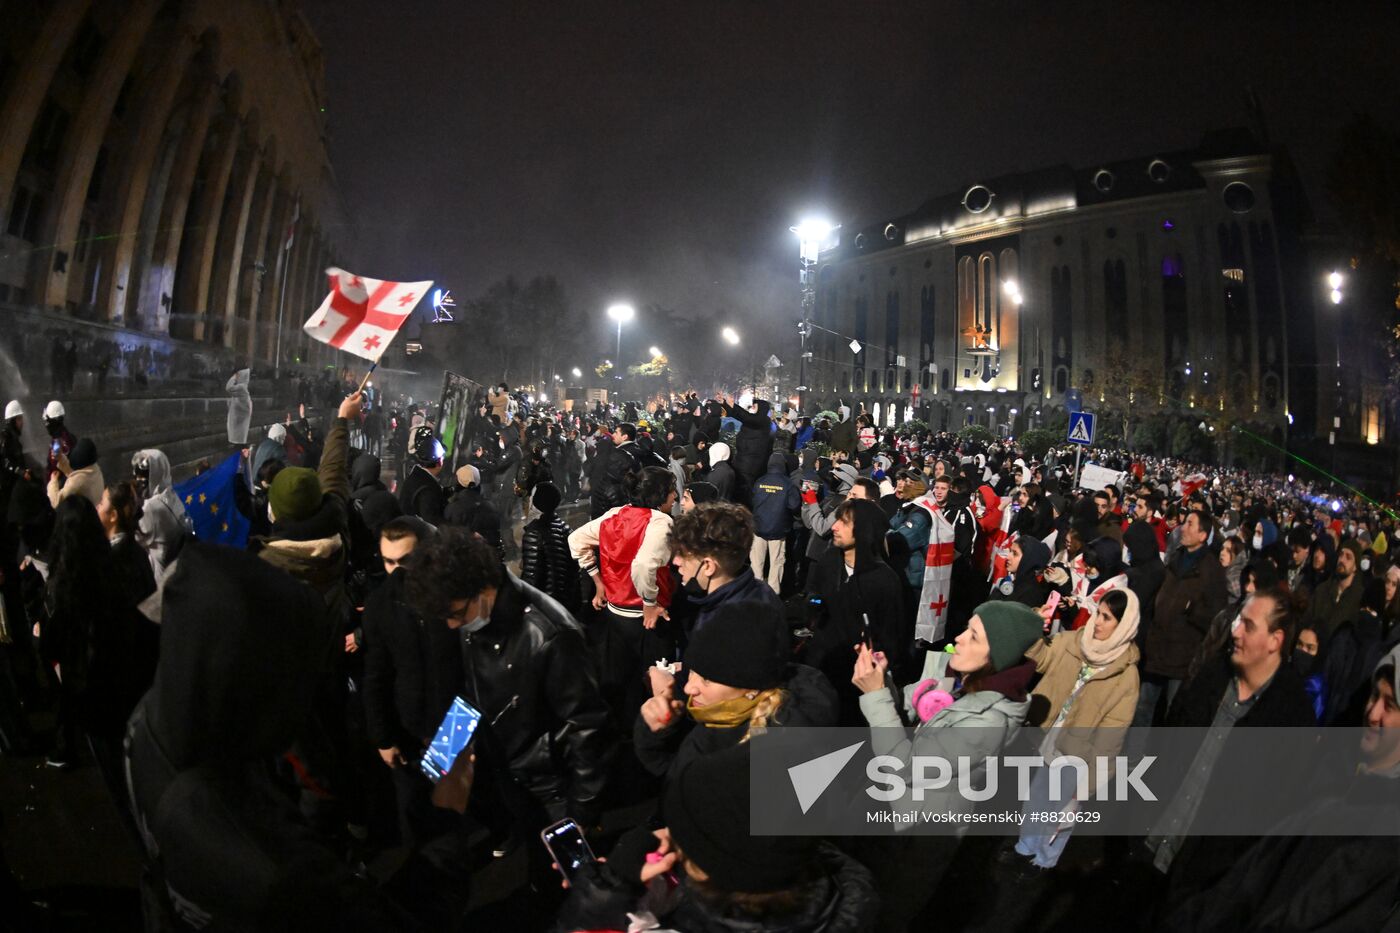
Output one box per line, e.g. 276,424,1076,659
355,363,378,395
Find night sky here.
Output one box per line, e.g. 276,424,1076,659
305,1,1400,360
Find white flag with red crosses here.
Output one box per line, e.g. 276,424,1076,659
302,268,433,363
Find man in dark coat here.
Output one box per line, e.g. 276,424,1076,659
749,452,801,594
589,424,641,518
398,427,447,525
520,483,580,615
1136,510,1228,726
406,529,612,909
361,518,460,847
720,395,773,502
1124,518,1165,645
667,501,782,637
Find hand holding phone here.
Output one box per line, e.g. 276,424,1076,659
420,696,483,784
542,818,596,883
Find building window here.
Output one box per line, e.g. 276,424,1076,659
1147,159,1171,183
1223,182,1256,213
1093,169,1115,193
74,221,91,262
68,21,105,79
6,187,31,237
25,99,70,171
941,369,950,391
962,185,993,213
1055,366,1068,394
1104,258,1128,347
885,291,899,365
871,370,881,393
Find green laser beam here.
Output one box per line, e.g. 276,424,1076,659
1232,424,1400,520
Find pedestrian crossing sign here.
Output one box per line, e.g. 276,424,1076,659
1067,411,1095,446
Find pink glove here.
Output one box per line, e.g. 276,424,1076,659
911,680,955,723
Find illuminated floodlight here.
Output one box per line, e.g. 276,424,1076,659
571,367,583,378
1328,271,1343,290
607,303,635,323
722,327,740,345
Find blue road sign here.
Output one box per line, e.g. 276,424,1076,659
1067,411,1096,446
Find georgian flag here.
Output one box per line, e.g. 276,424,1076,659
302,268,432,363
912,497,957,644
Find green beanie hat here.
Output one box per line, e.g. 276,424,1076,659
268,466,322,524
972,601,1044,673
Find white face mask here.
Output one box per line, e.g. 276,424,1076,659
1253,534,1264,550
462,615,491,633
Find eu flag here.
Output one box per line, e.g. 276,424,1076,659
174,452,250,549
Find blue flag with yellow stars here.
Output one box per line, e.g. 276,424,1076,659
174,452,250,549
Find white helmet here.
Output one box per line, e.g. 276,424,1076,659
4,400,21,421
43,400,65,420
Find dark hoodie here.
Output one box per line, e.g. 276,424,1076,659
348,453,384,503
726,398,774,483
751,452,801,540
805,499,911,717
990,535,1052,608
1124,520,1165,642
125,540,458,930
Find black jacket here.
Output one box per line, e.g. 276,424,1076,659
126,540,452,931
399,464,446,524
725,399,774,480
521,513,580,614
459,571,612,826
633,663,838,782
361,571,462,753
708,460,737,503
803,505,911,715
590,440,639,518
442,485,503,553
1144,547,1229,680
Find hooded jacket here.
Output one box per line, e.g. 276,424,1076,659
689,566,783,633
725,398,774,481
705,442,737,502
751,452,801,540
973,485,1004,575
829,406,856,455
989,535,1053,608
349,453,385,503
1123,520,1165,642
251,434,288,488
124,540,449,930
135,449,189,574
226,369,252,445
806,499,911,713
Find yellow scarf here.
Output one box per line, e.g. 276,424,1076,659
688,695,760,728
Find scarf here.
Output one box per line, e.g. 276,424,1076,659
687,694,760,729
1080,587,1141,666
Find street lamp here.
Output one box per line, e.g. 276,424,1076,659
722,326,740,345
791,218,838,414
571,367,582,379
1002,279,1024,306
607,303,635,360
649,346,663,358
1326,272,1343,475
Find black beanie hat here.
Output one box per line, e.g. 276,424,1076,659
532,482,562,515
663,742,818,893
684,602,786,690
685,481,719,506
68,437,97,471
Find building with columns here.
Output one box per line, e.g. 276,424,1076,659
0,0,346,369
807,130,1380,469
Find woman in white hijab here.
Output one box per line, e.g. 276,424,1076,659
1010,588,1142,871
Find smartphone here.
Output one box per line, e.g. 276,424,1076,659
1044,591,1062,615
51,440,61,454
419,696,483,784
541,818,596,882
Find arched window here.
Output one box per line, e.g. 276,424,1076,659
1055,366,1069,394
941,369,951,391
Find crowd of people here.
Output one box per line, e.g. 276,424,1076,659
3,381,1400,932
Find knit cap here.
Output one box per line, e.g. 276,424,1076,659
268,467,322,524
684,601,786,690
972,600,1044,673
663,742,818,893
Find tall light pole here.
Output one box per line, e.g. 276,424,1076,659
1328,271,1343,478
791,219,837,414
607,303,635,362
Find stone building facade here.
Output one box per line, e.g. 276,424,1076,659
0,0,346,368
808,130,1352,456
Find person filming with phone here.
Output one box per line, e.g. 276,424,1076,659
405,528,612,916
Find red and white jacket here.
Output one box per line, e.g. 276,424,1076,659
568,505,675,618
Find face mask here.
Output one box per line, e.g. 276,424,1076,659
1362,557,1372,573
1291,649,1317,679
1253,534,1264,550
683,564,712,599
461,614,491,633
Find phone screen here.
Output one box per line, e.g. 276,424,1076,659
51,440,61,454
541,818,596,881
420,696,482,783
